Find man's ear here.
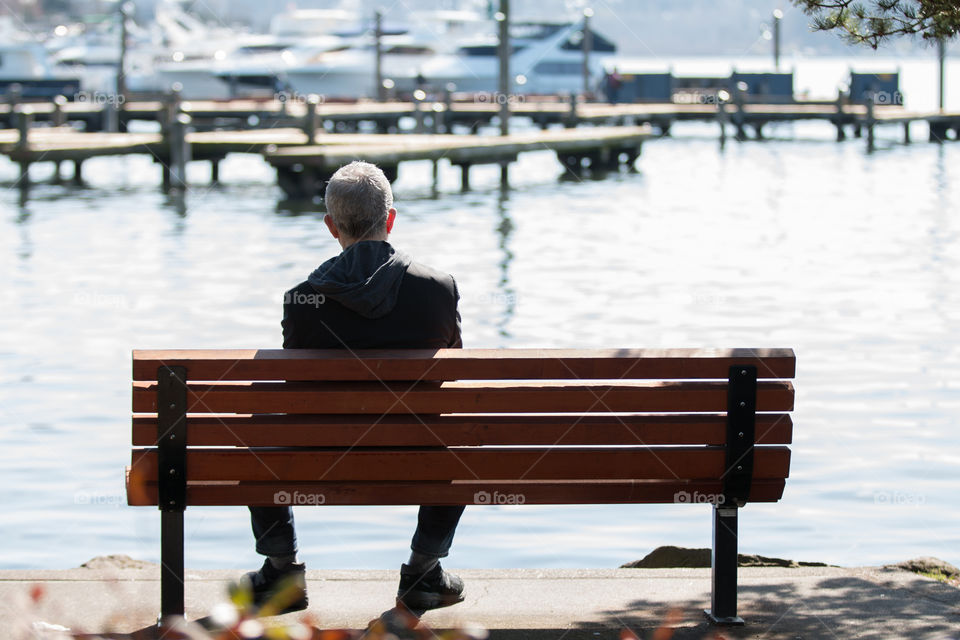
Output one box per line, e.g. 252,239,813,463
385,208,397,234
324,214,340,239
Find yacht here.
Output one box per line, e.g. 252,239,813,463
276,34,440,99
402,19,617,95
145,8,356,98
0,17,80,99
220,10,487,99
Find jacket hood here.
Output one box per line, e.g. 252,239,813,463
306,241,411,319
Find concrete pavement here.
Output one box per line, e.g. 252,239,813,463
1,564,958,639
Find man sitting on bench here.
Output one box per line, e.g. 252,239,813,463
243,160,466,614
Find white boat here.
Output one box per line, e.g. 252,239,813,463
209,37,350,99
0,17,80,99
223,10,488,100
45,11,165,95
401,19,617,95
142,7,356,99
277,36,439,99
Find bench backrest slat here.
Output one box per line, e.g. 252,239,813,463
131,446,791,483
132,348,796,381
131,413,794,447
132,380,794,414
127,477,789,507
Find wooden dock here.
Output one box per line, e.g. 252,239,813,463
3,93,959,195
4,96,959,145
265,126,649,196
0,125,651,197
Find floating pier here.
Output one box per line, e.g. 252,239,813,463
3,95,958,144
265,126,649,197
0,123,650,196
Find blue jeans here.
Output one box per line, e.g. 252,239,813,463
249,505,465,559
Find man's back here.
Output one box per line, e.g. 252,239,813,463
281,240,461,350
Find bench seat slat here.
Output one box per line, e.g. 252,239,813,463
131,413,794,447
125,478,787,506
131,380,795,414
130,446,791,483
132,348,796,381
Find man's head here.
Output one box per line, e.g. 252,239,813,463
323,161,396,248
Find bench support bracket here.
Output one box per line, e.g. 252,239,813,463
705,364,757,626
157,365,187,622
723,365,757,507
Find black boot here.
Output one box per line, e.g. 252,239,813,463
240,558,308,614
396,562,464,611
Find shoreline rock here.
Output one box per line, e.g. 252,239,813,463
884,557,960,586
620,545,831,569
78,554,157,570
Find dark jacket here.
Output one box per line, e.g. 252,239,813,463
281,240,461,349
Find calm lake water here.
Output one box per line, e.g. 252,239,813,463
1,56,959,572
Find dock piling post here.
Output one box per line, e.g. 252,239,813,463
443,85,454,133
51,97,65,183
717,98,728,147
303,95,320,143
210,159,220,184
53,95,67,127
773,9,782,71
566,92,579,128
865,98,875,153
7,83,22,105
581,8,593,99
497,0,511,135
72,160,83,185
460,164,471,191
413,90,425,134
169,112,191,190
15,109,30,147
160,87,190,191
374,10,385,102
442,82,456,133
835,90,846,141
733,82,747,141
116,2,130,132
938,38,946,113
15,108,33,188
430,103,441,134
6,83,22,129
103,101,119,133
903,121,911,144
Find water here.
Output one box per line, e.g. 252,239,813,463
1,58,959,573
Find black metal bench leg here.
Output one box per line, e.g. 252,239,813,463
705,505,744,625
157,365,188,623
160,510,185,621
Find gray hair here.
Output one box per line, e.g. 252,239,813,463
324,161,394,240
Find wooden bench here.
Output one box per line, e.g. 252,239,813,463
126,347,795,625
